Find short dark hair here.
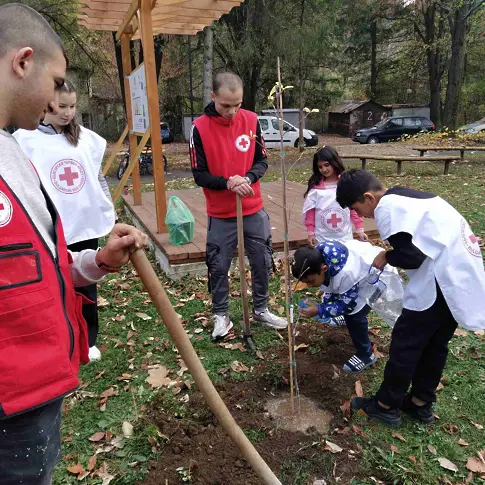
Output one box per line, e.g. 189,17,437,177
0,3,65,62
213,72,243,94
291,247,325,280
336,169,384,208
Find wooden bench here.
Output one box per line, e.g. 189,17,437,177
412,146,485,160
340,154,461,175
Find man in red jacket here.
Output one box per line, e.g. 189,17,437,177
190,72,287,339
0,4,147,484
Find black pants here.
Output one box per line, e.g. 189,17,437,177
67,238,99,347
344,304,372,360
0,399,62,485
206,210,272,315
376,283,458,408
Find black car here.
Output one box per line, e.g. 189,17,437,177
352,116,435,144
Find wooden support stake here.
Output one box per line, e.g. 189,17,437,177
396,160,402,175
236,195,252,340
112,129,150,203
130,249,282,485
460,149,465,160
276,57,297,413
103,125,129,176
140,0,167,232
121,32,142,205
361,158,367,170
444,160,450,175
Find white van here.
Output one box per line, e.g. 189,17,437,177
258,115,318,148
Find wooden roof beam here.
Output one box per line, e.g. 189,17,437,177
116,0,141,40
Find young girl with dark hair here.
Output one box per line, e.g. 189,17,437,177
14,80,115,362
303,145,367,247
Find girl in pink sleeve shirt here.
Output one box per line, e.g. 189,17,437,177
303,146,368,246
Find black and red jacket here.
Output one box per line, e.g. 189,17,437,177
0,176,89,417
190,102,268,218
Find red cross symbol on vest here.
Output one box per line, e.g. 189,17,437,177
327,213,342,228
470,234,478,244
235,134,251,152
0,191,13,227
59,167,79,187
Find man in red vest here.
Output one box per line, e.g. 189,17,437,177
190,72,287,340
0,4,147,484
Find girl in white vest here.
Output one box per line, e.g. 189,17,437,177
14,81,115,362
303,146,368,247
336,169,485,428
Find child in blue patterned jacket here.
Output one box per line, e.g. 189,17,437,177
293,238,398,373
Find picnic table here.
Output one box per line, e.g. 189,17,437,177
412,146,485,160
340,154,461,175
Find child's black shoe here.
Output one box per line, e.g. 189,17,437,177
351,396,402,427
401,394,435,424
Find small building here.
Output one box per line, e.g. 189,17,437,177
383,103,430,120
328,100,388,137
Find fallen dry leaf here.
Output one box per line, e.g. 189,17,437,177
323,440,343,453
145,365,171,388
392,432,407,443
194,328,204,334
88,432,105,442
339,400,351,416
458,439,470,446
454,328,468,337
67,463,86,475
436,382,445,391
474,330,485,336
135,312,152,321
352,425,369,441
231,361,249,373
390,444,400,454
355,380,363,397
256,350,265,360
409,455,417,464
428,445,437,455
465,471,474,484
466,455,485,474
87,455,97,471
97,296,109,307
332,364,340,380
295,343,309,351
438,457,459,472
293,281,307,291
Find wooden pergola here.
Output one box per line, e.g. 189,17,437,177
78,0,242,232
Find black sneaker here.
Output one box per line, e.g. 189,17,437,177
401,394,435,424
351,397,402,428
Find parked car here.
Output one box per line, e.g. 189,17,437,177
352,116,435,144
457,118,485,134
258,116,318,148
161,122,173,143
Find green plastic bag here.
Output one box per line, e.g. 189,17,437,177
165,196,195,246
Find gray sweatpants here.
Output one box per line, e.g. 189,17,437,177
206,209,273,315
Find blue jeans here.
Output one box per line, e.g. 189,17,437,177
0,399,62,485
344,305,372,360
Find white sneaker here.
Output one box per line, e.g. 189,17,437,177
89,346,102,362
212,314,234,340
253,308,288,329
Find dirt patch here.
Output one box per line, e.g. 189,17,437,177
137,324,381,485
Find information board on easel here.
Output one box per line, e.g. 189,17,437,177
128,63,150,136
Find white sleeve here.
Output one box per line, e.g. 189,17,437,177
70,249,108,286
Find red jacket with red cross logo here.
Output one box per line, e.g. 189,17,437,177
0,176,89,417
190,102,268,218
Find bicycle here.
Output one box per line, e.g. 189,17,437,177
116,146,168,180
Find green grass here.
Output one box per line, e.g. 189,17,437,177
55,152,485,484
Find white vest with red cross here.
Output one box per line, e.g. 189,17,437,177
376,193,485,330
303,186,354,243
14,126,115,245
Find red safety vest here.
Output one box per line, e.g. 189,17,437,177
0,175,89,417
193,109,264,218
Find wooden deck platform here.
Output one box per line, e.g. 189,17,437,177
122,181,378,265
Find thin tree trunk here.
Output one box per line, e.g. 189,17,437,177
370,19,378,99
442,4,469,129
203,26,213,107
112,32,126,113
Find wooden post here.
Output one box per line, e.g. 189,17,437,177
121,33,142,205
419,149,425,157
361,158,367,170
460,149,465,160
396,160,402,175
103,125,129,176
444,160,450,175
140,0,167,232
